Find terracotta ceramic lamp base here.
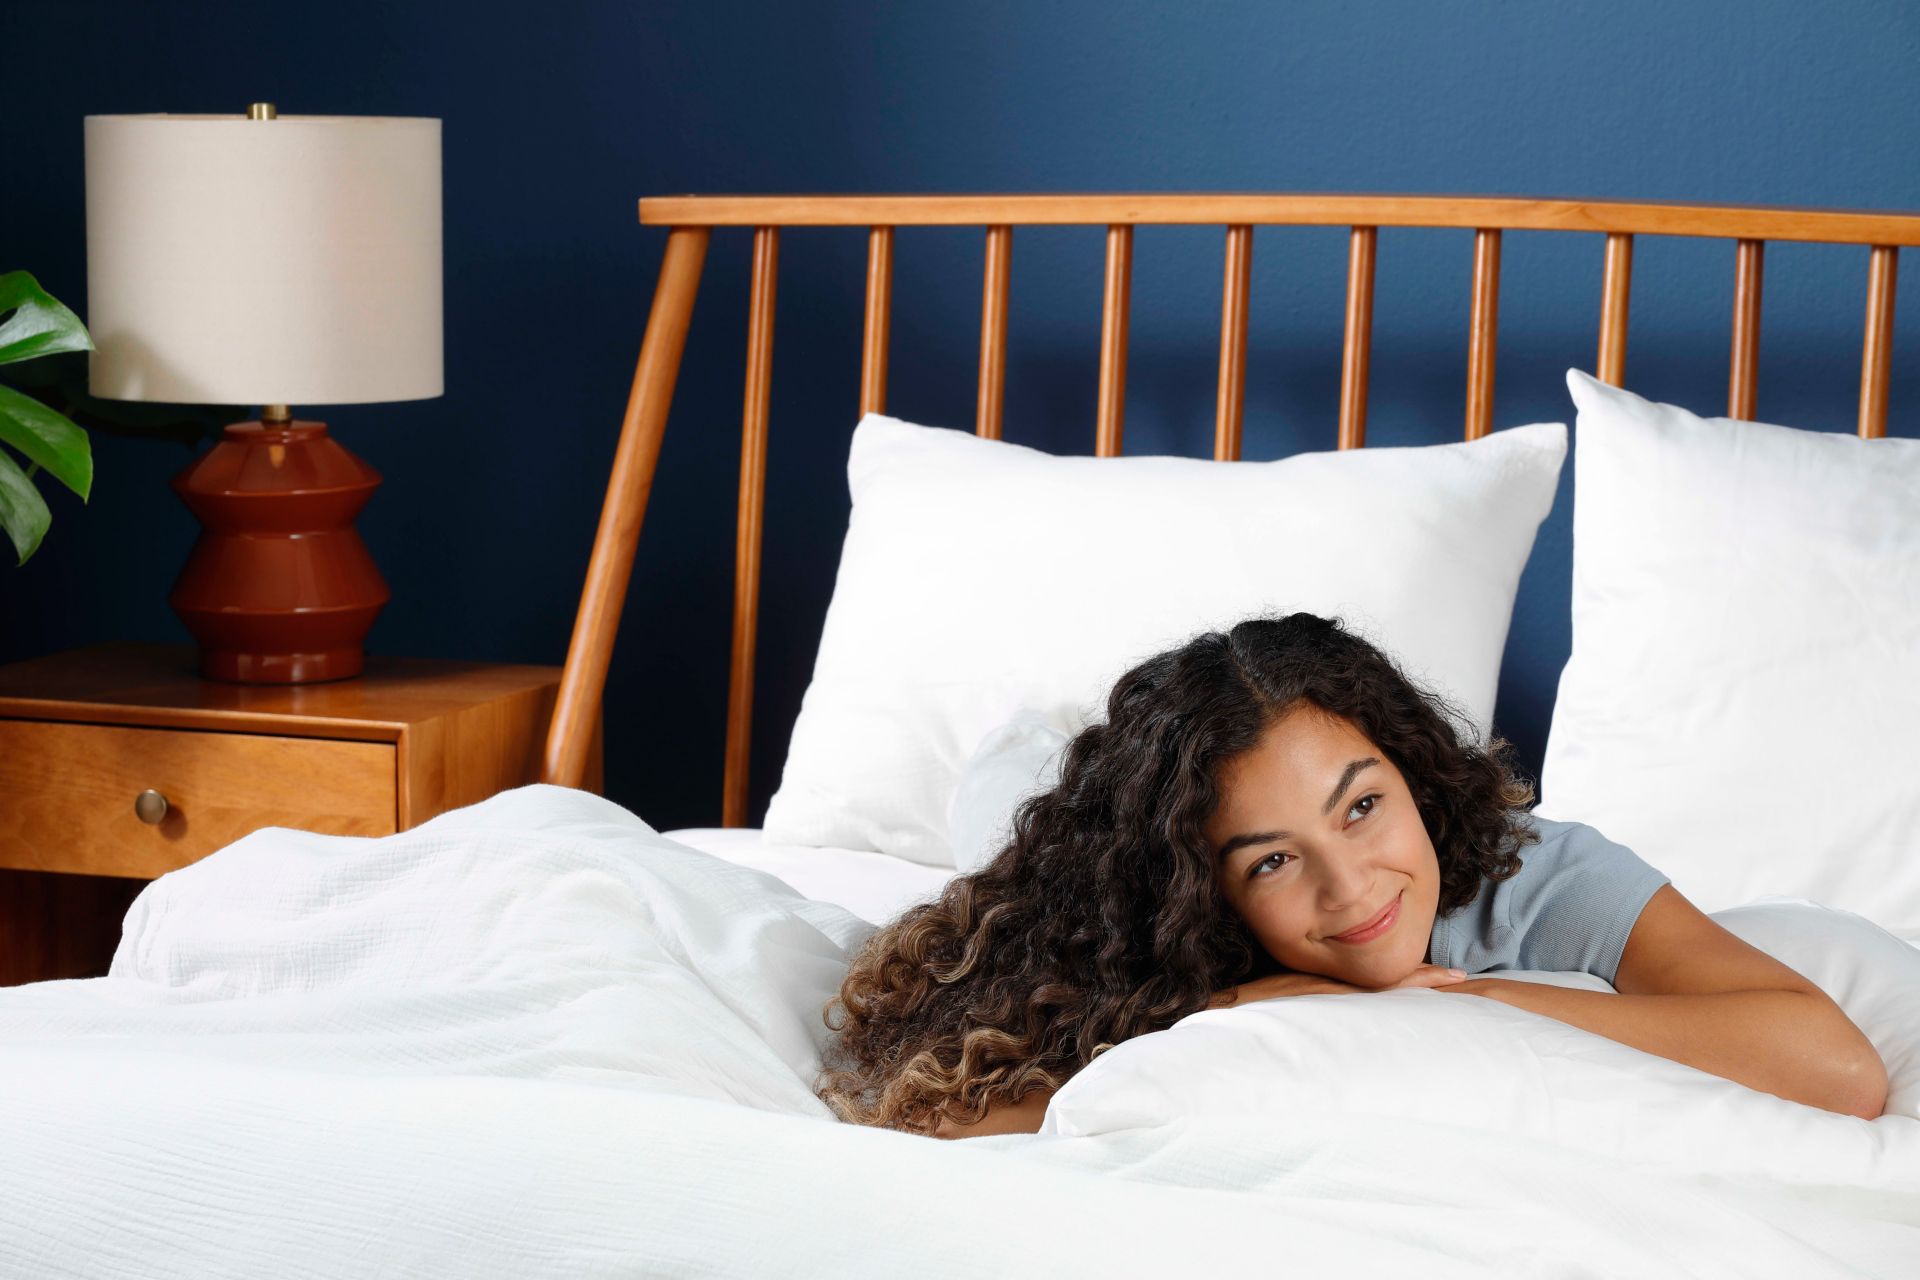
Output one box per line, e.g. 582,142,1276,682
169,419,390,684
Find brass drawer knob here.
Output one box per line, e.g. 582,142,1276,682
134,789,170,825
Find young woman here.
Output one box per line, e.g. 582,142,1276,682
814,613,1888,1138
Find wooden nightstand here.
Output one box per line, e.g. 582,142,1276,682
0,642,602,985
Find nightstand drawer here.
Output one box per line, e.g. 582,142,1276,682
0,719,396,878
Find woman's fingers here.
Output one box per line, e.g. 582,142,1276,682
1388,964,1469,989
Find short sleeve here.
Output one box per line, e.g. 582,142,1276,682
1499,817,1671,983
1428,814,1671,984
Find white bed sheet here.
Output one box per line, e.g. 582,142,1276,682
664,825,954,925
2,785,1917,1278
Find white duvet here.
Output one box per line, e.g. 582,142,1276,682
2,784,1917,1278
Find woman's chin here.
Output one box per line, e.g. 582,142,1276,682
1344,957,1422,990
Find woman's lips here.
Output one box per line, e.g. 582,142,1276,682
1328,892,1401,944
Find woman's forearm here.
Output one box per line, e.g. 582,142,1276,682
930,1087,1056,1139
1446,981,1888,1120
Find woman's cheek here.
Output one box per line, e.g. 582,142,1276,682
1253,905,1311,968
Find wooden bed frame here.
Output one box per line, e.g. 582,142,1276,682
537,193,1920,825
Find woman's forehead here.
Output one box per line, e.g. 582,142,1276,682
1214,709,1381,812
1258,705,1376,765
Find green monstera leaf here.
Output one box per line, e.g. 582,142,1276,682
0,383,91,502
0,271,94,365
0,447,51,564
0,270,94,565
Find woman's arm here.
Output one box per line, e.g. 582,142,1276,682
930,1087,1057,1139
1440,886,1888,1120
1208,964,1469,1007
936,966,1466,1136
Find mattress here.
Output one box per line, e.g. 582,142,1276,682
662,826,954,925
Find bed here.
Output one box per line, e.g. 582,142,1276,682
4,194,1920,1277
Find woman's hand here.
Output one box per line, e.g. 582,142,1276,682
1207,964,1467,1009
1206,972,1353,1008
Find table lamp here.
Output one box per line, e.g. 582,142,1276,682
84,106,442,684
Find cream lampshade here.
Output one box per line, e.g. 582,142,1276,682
84,108,443,684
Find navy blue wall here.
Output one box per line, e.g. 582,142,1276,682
5,1,1918,831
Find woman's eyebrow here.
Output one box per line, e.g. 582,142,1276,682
1214,757,1380,862
1321,757,1380,815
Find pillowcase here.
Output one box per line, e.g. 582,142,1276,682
946,711,1071,874
1536,371,1920,935
765,414,1568,866
1040,901,1920,1187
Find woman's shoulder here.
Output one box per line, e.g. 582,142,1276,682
1433,809,1672,980
1514,811,1652,870
1456,809,1672,932
1498,808,1672,933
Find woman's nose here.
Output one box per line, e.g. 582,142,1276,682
1316,854,1371,911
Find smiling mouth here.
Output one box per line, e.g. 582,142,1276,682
1328,892,1402,944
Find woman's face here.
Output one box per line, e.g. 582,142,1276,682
1205,705,1441,989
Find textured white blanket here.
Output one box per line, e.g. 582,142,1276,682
1,785,1915,1278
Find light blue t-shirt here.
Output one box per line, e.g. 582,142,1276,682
1425,813,1670,985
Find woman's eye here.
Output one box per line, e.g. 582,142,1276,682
1249,851,1291,878
1248,795,1381,880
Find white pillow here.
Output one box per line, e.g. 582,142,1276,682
765,414,1568,866
1041,901,1920,1187
1537,371,1920,935
946,711,1071,874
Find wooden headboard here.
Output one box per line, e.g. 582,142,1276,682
536,193,1920,822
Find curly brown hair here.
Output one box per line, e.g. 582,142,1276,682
813,612,1539,1135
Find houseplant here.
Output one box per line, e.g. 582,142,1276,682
0,271,93,565
0,270,232,567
